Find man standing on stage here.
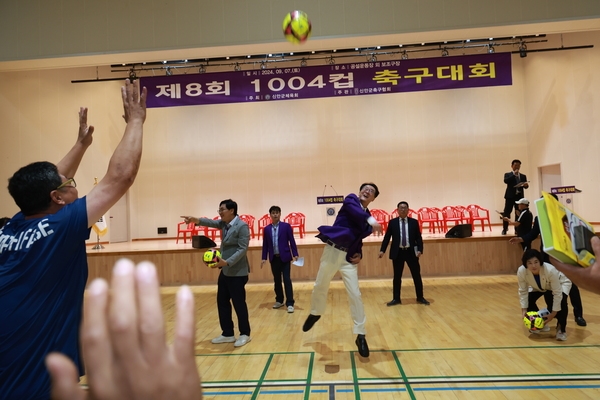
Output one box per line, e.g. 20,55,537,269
379,201,429,306
302,183,382,358
502,159,529,235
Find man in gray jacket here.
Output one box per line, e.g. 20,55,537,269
182,199,251,347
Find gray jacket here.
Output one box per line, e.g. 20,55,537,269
198,216,250,277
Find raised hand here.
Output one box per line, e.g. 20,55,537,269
77,107,94,147
122,79,147,123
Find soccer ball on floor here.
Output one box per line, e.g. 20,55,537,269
203,248,221,268
283,10,311,44
523,311,545,331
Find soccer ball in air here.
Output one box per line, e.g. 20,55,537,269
203,248,221,268
283,10,311,44
523,311,545,331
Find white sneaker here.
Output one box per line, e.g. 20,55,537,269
211,335,236,344
273,302,284,309
287,305,294,313
234,334,251,347
529,325,551,334
556,331,567,341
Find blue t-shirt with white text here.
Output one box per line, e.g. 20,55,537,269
0,197,90,399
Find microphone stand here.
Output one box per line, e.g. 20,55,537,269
92,232,104,250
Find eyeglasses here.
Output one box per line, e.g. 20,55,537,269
217,208,229,213
362,187,376,194
56,178,77,190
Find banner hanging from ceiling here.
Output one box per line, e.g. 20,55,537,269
140,52,512,108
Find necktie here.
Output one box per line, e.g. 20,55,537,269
401,219,407,247
224,223,231,238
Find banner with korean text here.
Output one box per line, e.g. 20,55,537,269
141,53,511,108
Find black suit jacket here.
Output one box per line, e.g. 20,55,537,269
504,172,527,199
380,216,423,259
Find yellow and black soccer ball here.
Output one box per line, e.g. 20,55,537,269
203,248,221,268
283,10,311,44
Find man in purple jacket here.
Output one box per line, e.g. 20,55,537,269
302,183,383,358
261,205,300,313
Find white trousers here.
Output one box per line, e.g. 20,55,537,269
310,245,366,335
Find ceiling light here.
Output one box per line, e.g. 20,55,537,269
488,46,495,54
519,42,527,58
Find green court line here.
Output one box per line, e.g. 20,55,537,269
250,353,274,400
349,352,360,400
392,350,416,400
305,352,314,400
387,343,600,352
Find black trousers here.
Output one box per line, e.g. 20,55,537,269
541,252,584,318
392,248,424,300
217,272,250,336
270,255,294,306
502,198,519,231
527,291,569,332
569,284,584,319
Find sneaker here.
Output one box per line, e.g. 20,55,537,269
556,331,567,341
529,325,551,334
273,302,284,309
287,305,294,313
211,335,236,344
234,334,251,347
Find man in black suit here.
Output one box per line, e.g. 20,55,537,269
379,201,429,306
502,159,529,235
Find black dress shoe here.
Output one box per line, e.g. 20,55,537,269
501,230,507,235
302,314,321,332
417,297,430,305
386,299,401,307
355,334,369,357
575,317,587,326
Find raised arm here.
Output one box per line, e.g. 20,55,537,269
86,80,147,228
55,107,95,179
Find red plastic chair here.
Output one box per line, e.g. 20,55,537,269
257,214,271,240
193,219,208,237
417,207,442,233
239,214,256,239
466,204,492,231
454,205,470,224
176,221,196,243
206,216,221,240
370,209,390,231
390,208,418,220
284,212,306,238
441,206,464,231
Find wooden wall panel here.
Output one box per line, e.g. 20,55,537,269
87,237,525,286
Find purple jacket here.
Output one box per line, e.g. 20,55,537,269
317,193,373,262
262,221,299,263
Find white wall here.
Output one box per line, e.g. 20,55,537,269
2,31,600,240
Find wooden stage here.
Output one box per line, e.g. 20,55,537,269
87,225,536,286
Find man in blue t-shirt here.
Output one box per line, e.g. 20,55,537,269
0,79,147,399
